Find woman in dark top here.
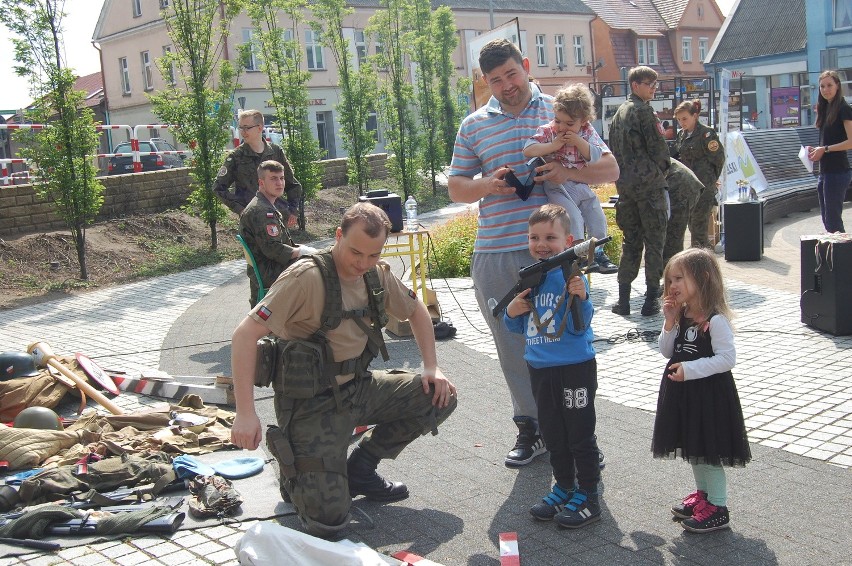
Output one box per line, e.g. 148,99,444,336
808,70,852,233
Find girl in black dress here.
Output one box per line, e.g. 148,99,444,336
652,248,751,533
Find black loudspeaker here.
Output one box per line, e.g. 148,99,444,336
800,237,852,336
358,192,403,232
723,201,764,261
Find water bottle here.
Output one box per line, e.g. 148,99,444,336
405,195,418,232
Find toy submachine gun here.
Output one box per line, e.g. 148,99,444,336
490,237,611,331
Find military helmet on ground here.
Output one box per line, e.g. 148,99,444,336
0,351,39,381
13,406,64,431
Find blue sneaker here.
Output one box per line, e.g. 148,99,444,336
530,484,575,521
555,489,601,529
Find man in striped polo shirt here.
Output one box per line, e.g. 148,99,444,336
448,39,619,467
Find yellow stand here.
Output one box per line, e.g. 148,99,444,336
381,229,440,336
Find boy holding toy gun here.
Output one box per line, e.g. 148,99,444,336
501,204,604,529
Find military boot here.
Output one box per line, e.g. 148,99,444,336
611,284,631,315
347,446,409,502
641,286,661,316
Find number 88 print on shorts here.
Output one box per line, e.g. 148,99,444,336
563,387,589,409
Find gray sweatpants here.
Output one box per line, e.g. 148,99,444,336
471,249,538,419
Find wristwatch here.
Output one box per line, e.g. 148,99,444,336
824,146,831,153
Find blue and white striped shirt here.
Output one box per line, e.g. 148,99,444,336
449,84,554,253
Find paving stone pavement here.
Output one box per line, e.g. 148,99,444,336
1,203,851,565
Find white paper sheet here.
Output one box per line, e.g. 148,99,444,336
799,145,814,173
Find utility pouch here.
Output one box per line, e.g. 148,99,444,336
278,339,327,399
254,336,279,388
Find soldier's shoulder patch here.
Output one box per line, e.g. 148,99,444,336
257,305,272,320
266,224,280,237
217,166,227,177
266,212,275,218
707,140,720,152
704,131,712,138
407,288,417,300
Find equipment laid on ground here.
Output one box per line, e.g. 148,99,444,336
27,342,123,415
0,352,38,381
75,353,120,396
111,372,235,406
800,234,852,336
12,407,63,431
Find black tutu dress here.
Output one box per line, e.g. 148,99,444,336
652,314,751,467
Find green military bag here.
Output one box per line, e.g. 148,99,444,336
254,336,279,388
276,339,328,399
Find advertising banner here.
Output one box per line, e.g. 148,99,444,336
467,19,521,111
722,131,768,201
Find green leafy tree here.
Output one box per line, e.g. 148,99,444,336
244,0,324,230
2,0,105,280
369,0,421,198
408,0,442,194
311,0,378,194
433,6,466,164
149,0,241,250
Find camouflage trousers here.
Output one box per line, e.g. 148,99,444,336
614,190,668,288
272,369,457,536
664,189,699,265
689,187,717,249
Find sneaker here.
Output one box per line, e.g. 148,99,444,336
681,500,730,533
594,250,618,274
671,490,707,520
555,489,601,529
530,484,574,521
505,416,547,467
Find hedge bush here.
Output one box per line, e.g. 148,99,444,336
427,211,478,278
427,200,624,278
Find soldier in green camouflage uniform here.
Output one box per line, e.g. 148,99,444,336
664,159,704,265
607,66,670,316
213,109,302,220
229,203,457,538
239,161,317,307
672,100,726,249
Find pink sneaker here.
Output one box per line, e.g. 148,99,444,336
681,500,730,533
671,490,707,520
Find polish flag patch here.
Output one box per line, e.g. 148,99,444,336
257,306,272,320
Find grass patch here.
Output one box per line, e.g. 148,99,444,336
133,240,241,278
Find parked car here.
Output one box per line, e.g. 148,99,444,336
107,138,185,175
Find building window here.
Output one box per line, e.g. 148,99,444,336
306,29,325,70
162,45,176,85
132,0,141,17
697,3,704,19
366,110,379,143
554,35,565,68
835,0,852,29
141,51,153,90
159,0,169,8
283,28,295,60
573,35,584,65
355,30,367,65
242,28,262,71
637,38,658,66
698,38,708,62
682,37,692,62
119,57,131,94
535,34,546,66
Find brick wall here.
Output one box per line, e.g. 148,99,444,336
0,154,388,237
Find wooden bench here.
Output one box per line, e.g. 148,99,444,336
741,127,852,222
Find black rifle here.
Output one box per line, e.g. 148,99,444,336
0,508,186,536
491,237,611,331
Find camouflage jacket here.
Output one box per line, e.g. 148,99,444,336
239,193,297,292
608,93,670,195
672,121,725,191
212,141,302,215
666,158,703,207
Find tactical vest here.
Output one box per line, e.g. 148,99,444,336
255,250,390,398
